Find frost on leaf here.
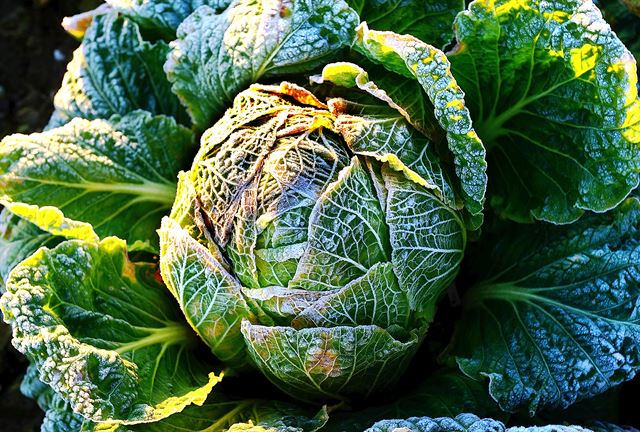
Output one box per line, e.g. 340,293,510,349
0,237,220,424
448,0,640,223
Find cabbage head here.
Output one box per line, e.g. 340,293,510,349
159,82,467,402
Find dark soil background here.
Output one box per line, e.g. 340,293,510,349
0,1,99,430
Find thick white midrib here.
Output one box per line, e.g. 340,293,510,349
15,177,176,204
114,324,189,355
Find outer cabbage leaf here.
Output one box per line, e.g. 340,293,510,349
0,237,220,424
22,370,327,432
589,423,640,432
447,198,640,414
366,414,598,432
0,110,193,251
106,0,232,38
365,414,504,432
60,5,111,39
0,202,99,244
511,426,597,432
353,24,487,230
528,388,622,429
165,0,359,129
346,0,464,49
21,365,89,432
447,0,640,223
49,13,187,129
0,209,60,290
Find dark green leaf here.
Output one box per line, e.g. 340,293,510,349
22,371,327,432
447,198,640,414
324,369,503,431
105,0,232,38
346,0,464,48
49,13,188,128
165,0,359,129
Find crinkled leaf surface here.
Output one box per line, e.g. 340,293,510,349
0,111,193,251
448,198,640,414
314,62,458,208
448,0,640,223
366,414,596,432
0,209,60,291
589,423,640,432
159,217,255,366
508,427,593,432
354,24,487,230
241,321,421,402
165,0,359,129
365,414,504,432
106,0,232,38
383,165,465,312
21,365,89,432
290,157,390,291
346,0,464,48
0,237,220,424
49,13,187,129
292,262,411,330
161,84,468,400
21,373,327,432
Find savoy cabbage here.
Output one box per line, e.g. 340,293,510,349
1,0,640,430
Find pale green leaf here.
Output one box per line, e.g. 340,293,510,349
0,111,194,251
0,202,99,243
158,217,256,366
383,166,465,314
0,237,220,424
241,321,421,402
290,157,390,291
314,62,458,208
292,262,411,331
